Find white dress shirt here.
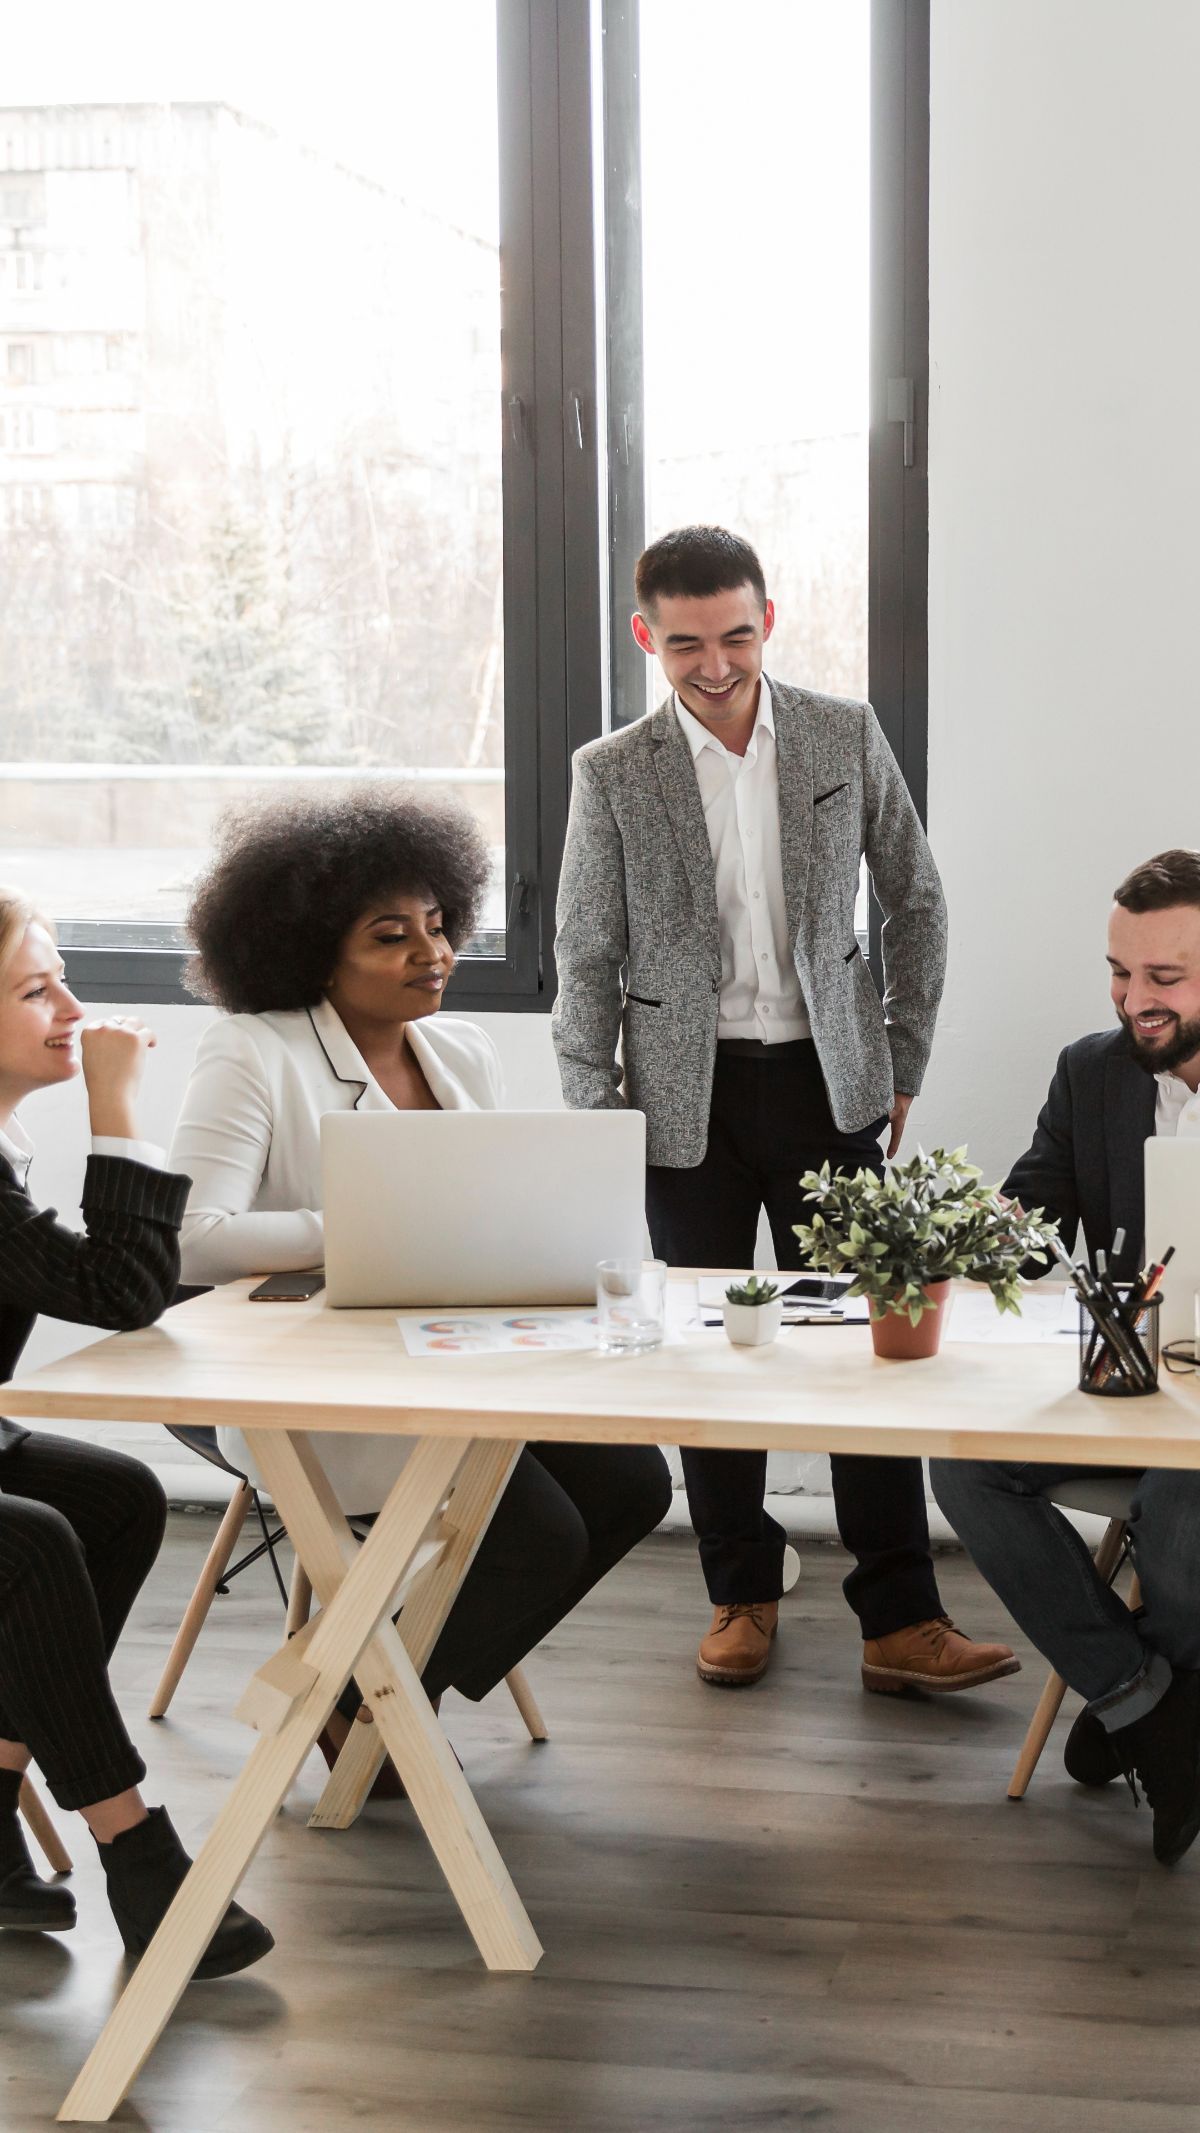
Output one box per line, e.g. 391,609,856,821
1155,1069,1200,1138
674,677,810,1043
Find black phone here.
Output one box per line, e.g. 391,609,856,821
248,1270,326,1301
780,1276,847,1302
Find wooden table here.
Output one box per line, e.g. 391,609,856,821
4,1279,1199,2124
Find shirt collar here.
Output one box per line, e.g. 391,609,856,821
0,1111,34,1184
1157,1069,1199,1111
674,675,773,761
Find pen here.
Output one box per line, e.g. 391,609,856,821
1049,1234,1156,1391
1092,1253,1171,1392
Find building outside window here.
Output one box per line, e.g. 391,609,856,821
0,64,506,946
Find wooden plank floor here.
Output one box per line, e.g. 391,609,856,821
4,1512,1199,2133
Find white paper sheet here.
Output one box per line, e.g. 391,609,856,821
945,1287,1077,1345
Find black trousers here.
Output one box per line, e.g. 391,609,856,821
339,1441,673,1718
0,1431,165,1810
645,1039,943,1638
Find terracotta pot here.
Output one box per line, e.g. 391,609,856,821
868,1280,952,1360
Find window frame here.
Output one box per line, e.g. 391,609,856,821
868,0,931,972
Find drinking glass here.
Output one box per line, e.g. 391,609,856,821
595,1258,667,1352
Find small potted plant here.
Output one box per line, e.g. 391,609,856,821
791,1148,1056,1360
723,1274,785,1347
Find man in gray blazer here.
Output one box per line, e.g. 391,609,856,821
553,525,1016,1696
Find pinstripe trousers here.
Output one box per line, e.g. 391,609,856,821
0,1432,166,1810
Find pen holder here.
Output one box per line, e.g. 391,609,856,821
1078,1291,1160,1397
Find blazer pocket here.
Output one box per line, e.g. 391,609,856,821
814,783,849,806
844,944,862,963
625,992,662,1008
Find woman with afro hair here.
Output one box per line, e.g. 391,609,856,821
170,786,670,1772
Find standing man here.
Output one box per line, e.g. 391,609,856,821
553,525,1016,1696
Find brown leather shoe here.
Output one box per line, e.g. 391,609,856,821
861,1616,1020,1695
697,1601,779,1686
317,1706,407,1800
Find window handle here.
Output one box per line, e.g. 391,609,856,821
887,376,915,468
506,394,527,449
506,874,533,931
568,391,585,451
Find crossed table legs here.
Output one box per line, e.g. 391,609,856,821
59,1427,543,2125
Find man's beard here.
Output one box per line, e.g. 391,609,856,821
1118,1006,1200,1076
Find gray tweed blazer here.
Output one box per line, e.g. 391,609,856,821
551,679,947,1167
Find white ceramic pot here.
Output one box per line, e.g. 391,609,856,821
722,1297,785,1347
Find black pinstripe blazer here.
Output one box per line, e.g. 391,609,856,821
0,1153,190,1454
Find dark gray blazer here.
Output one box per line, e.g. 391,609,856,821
0,1153,190,1454
1004,1028,1157,1283
552,679,948,1165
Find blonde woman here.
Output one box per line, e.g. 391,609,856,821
0,888,272,1974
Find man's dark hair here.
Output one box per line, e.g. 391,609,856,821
1113,848,1200,915
186,784,492,1013
635,525,766,617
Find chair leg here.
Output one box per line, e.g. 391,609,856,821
147,1482,253,1720
1007,1516,1128,1800
286,1557,313,1638
1008,1669,1070,1800
19,1776,72,1874
505,1667,548,1743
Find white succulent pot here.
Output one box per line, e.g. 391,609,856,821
722,1298,785,1347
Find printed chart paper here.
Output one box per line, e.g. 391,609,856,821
396,1310,602,1357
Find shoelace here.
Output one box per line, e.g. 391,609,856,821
715,1603,771,1636
911,1615,960,1656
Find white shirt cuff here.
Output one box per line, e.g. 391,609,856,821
91,1137,166,1170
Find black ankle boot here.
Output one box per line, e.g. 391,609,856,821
0,1773,76,1933
1063,1707,1122,1786
97,1807,273,1979
1114,1669,1200,1864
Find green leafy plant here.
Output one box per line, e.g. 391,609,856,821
725,1274,781,1307
791,1147,1057,1326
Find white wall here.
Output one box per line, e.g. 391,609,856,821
912,0,1200,1180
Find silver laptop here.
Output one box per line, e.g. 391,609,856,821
321,1109,647,1308
1144,1136,1200,1347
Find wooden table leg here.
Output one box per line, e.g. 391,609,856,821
57,1431,535,2124
310,1435,524,1829
249,1430,541,1971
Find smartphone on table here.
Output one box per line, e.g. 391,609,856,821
248,1270,326,1301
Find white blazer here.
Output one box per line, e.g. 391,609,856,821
169,998,504,1510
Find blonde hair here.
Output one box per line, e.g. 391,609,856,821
0,887,54,986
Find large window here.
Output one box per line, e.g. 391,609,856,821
0,1,927,1004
